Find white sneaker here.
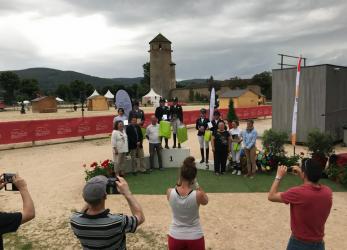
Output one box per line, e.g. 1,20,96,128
237,170,241,176
232,170,237,175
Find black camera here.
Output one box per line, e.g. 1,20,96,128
106,177,119,195
3,173,18,191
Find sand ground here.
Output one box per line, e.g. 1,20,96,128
1,117,347,249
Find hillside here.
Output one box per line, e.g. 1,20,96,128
5,68,142,91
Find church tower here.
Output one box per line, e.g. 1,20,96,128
149,33,176,98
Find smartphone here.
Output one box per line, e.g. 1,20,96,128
3,173,18,191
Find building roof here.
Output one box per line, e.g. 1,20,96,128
143,88,161,98
149,33,171,44
88,90,100,99
104,90,114,99
31,96,50,102
220,89,261,98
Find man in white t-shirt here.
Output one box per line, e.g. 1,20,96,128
229,120,242,175
146,116,163,171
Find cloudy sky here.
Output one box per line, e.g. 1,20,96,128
0,0,346,80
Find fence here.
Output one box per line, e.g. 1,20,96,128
0,106,271,145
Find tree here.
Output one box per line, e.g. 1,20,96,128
18,79,40,100
227,98,238,122
69,80,88,102
138,62,150,97
251,71,272,99
189,89,194,101
0,71,21,104
55,84,71,101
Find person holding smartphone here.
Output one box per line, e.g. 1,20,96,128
0,174,35,249
268,159,333,250
166,157,208,250
70,175,145,250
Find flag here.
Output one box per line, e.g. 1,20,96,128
209,88,215,121
291,57,302,146
115,90,132,117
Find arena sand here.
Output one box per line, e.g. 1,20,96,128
1,121,347,249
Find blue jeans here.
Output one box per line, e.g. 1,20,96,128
287,236,325,250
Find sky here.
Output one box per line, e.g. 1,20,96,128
0,0,347,80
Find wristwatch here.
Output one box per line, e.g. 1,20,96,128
275,176,282,181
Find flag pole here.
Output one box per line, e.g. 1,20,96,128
291,56,302,156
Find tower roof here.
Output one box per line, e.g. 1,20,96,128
149,33,171,44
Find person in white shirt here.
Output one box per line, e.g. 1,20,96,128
229,120,242,175
146,116,163,171
113,108,128,128
111,120,129,176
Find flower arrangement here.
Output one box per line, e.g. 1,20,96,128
83,159,114,181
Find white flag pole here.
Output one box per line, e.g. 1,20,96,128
209,88,215,121
291,57,302,154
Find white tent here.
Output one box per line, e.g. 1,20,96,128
88,90,100,99
142,88,161,106
23,100,30,104
104,90,114,99
56,97,64,102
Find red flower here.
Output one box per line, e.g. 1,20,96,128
101,159,110,168
90,162,98,168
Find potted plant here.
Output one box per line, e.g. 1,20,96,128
227,98,238,129
306,129,334,168
83,159,115,181
261,129,288,171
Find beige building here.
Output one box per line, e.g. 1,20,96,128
31,96,57,113
87,96,109,111
149,34,176,98
219,89,263,108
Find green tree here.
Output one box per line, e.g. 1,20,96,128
0,71,21,104
55,84,71,101
227,98,238,121
138,62,150,97
251,71,272,100
18,79,40,100
189,89,194,101
69,80,88,102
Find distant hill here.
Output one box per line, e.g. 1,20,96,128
4,68,142,91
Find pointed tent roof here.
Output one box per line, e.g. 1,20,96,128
88,90,100,99
149,33,171,44
56,97,64,102
143,88,161,98
104,90,114,99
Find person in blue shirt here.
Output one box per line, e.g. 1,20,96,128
241,120,258,179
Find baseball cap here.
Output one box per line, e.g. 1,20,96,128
83,176,108,204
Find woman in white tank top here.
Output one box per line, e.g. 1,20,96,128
166,157,209,250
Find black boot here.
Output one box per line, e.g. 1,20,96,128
200,148,204,163
173,134,177,148
205,148,209,164
178,143,181,148
165,138,169,149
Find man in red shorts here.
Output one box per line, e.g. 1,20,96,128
268,159,332,250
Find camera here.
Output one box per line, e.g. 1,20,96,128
106,177,119,195
3,173,18,191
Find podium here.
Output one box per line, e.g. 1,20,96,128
119,148,190,173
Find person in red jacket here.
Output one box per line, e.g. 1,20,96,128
268,159,332,250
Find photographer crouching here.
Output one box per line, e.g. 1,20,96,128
0,174,35,250
70,175,145,250
268,159,332,250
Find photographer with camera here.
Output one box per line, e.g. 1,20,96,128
0,174,35,250
70,175,145,250
268,159,333,250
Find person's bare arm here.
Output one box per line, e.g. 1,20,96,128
166,188,172,201
0,174,5,190
196,187,208,205
116,176,145,225
13,175,35,224
268,166,287,203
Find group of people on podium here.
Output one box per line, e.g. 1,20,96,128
111,97,184,176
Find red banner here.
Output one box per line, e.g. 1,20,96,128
0,106,271,145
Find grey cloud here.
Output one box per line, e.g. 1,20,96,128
0,0,347,80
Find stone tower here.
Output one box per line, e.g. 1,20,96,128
149,33,176,98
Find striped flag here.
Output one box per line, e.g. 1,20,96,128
209,88,215,121
291,57,302,146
